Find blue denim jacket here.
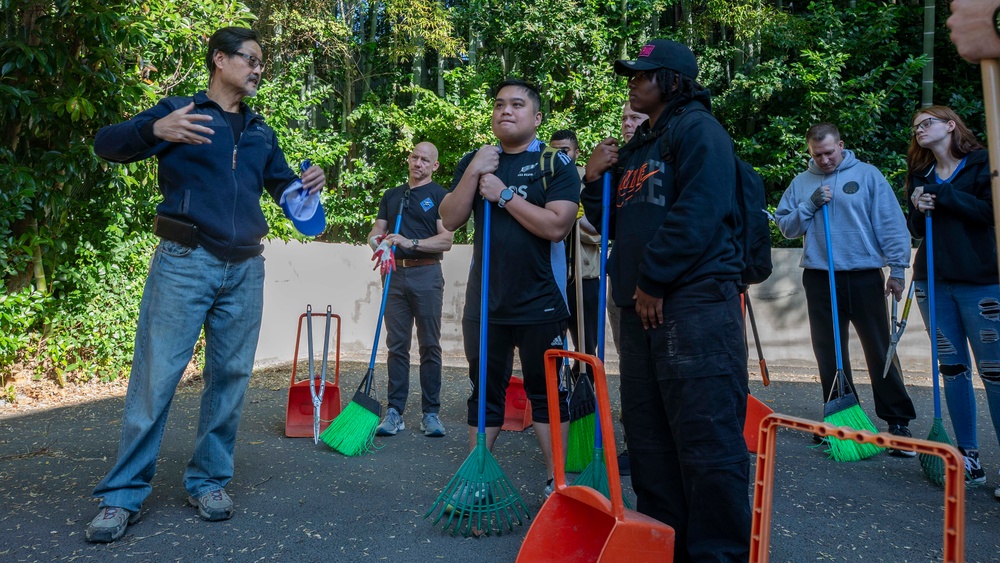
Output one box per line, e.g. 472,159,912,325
94,91,298,261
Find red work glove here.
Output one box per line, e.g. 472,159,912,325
371,235,395,275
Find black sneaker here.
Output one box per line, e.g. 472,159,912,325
887,424,916,458
960,448,987,487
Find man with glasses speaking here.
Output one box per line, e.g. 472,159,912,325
85,27,326,542
775,123,917,454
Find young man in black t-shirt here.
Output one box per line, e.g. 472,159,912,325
367,142,454,439
440,79,578,495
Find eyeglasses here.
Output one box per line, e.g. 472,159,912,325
232,51,264,70
910,117,944,136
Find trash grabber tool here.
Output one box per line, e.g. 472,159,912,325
309,305,332,443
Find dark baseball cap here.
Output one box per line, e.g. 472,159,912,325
614,39,699,80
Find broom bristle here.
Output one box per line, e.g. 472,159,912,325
425,442,530,537
919,417,953,486
823,403,883,462
565,415,596,472
319,399,379,456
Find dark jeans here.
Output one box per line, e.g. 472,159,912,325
462,319,569,426
802,268,916,426
383,264,443,415
619,279,750,562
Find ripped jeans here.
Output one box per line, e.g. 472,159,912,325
914,280,1000,452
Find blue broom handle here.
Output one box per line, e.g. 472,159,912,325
478,201,491,435
821,205,845,373
367,193,409,389
927,211,941,418
594,172,612,449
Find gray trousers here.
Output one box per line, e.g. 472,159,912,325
383,263,444,415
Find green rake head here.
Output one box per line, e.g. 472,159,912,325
425,438,529,537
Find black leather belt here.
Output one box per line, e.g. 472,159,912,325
397,258,440,268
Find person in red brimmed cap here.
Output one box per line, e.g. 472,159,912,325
582,39,751,561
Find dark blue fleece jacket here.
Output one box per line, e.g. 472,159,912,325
94,91,299,261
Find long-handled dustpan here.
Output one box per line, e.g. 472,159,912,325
517,349,675,562
285,305,341,438
426,200,529,537
819,205,882,461
920,211,953,485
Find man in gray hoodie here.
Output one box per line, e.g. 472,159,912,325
776,122,917,456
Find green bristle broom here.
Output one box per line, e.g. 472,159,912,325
919,211,952,485
320,191,410,455
566,221,596,472
820,205,883,461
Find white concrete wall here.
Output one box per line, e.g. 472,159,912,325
256,243,932,372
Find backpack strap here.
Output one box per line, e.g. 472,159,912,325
539,146,560,192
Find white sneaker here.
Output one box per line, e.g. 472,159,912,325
375,407,404,436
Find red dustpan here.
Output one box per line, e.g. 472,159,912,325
285,308,342,438
517,349,674,563
744,394,774,454
502,375,533,431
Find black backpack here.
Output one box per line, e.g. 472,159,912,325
658,103,773,287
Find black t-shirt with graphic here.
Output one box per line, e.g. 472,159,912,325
451,141,579,324
376,181,448,261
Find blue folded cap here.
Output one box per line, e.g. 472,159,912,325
279,160,325,236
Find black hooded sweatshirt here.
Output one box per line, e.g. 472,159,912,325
581,90,742,307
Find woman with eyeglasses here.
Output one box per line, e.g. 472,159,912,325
906,105,1000,494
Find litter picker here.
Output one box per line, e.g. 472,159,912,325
307,305,333,443
820,204,883,461
320,190,410,455
920,211,953,486
426,200,529,536
881,281,915,379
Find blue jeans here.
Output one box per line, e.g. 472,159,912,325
383,264,444,415
619,279,750,562
915,280,1000,452
93,241,265,512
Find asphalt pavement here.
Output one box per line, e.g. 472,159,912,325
2,361,1000,561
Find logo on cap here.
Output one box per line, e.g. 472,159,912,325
639,44,656,58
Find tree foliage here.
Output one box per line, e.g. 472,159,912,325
0,0,988,387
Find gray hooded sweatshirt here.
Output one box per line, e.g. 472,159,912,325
774,149,911,279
